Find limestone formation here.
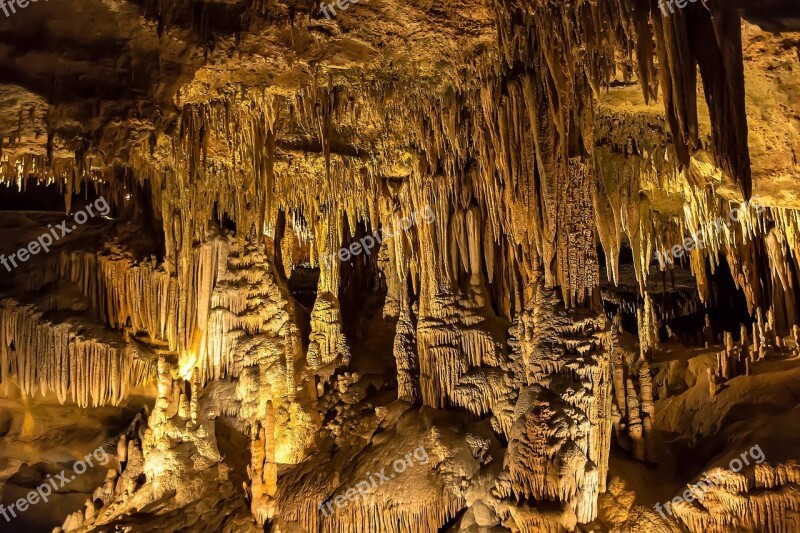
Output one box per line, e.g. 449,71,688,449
0,1,799,532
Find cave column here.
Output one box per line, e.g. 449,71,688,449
414,194,465,408
380,200,423,403
503,157,612,525
249,402,278,524
505,272,612,524
307,205,351,378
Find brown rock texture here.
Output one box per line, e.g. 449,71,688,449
0,1,799,532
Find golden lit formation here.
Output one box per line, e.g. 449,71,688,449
0,1,799,532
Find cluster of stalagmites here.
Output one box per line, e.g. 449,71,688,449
712,307,800,391
57,417,143,532
670,462,800,533
493,281,612,526
608,321,657,464
58,357,251,532
197,234,320,523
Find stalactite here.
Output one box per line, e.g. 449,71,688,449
0,298,155,407
593,147,656,294
51,249,181,353
408,198,510,411
765,228,799,333
557,159,600,307
593,174,623,287
282,491,466,533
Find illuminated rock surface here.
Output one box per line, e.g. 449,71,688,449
0,1,799,531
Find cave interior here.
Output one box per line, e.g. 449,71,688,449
0,0,800,532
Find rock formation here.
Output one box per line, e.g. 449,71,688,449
0,1,799,532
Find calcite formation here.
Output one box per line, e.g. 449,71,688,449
0,0,799,532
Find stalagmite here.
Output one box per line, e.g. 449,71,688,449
639,363,656,462
307,209,351,378
704,315,715,348
716,328,757,382
393,288,420,403
502,278,611,524
637,293,659,359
